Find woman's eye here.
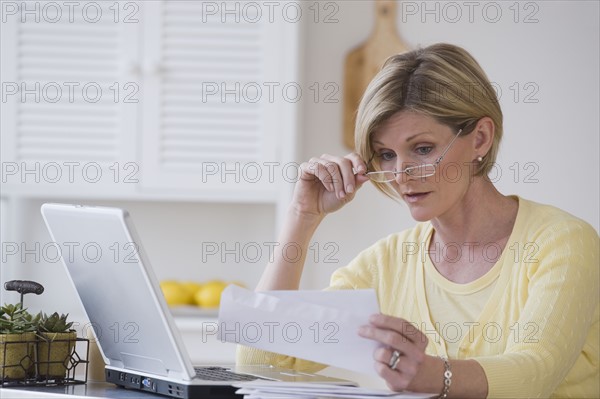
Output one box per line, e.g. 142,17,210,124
415,146,433,155
378,152,396,161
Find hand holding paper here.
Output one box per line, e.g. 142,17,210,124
218,285,382,376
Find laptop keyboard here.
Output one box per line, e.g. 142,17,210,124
194,366,266,382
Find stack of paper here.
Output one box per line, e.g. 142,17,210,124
234,381,437,399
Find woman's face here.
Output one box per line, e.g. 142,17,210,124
371,111,477,222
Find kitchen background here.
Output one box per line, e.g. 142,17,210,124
1,1,599,366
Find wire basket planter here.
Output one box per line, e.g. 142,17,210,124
1,330,89,387
1,279,90,387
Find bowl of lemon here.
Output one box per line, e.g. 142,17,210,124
159,280,244,317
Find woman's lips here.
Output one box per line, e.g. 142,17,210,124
403,192,431,203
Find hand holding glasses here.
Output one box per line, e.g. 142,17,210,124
293,127,465,217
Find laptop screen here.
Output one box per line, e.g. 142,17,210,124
41,203,196,380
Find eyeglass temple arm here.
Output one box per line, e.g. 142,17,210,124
356,153,377,175
434,128,463,164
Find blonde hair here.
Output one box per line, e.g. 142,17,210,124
355,43,503,200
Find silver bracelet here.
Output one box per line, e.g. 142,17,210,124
438,356,452,399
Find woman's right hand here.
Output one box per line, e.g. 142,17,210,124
291,153,371,217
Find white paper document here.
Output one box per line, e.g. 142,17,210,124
233,381,436,399
217,285,382,375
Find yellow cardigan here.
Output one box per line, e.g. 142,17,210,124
237,197,599,398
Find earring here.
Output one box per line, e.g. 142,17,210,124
477,156,483,162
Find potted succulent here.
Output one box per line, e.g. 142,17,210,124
0,303,39,380
36,312,77,379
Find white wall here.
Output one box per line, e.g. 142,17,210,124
1,1,598,312
300,0,600,288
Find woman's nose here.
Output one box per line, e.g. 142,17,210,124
393,162,417,184
394,171,406,184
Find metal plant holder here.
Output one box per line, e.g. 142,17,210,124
1,280,89,387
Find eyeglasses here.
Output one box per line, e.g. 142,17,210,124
365,128,464,183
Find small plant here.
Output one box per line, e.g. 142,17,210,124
37,312,74,334
36,312,77,379
0,303,39,334
1,303,39,380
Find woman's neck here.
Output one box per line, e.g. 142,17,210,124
430,179,518,247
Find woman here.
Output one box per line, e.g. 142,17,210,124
237,43,599,398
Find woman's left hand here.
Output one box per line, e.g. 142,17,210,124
358,314,429,391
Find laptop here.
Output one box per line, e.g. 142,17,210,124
40,203,355,399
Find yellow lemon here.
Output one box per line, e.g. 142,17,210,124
181,281,203,304
194,280,227,308
160,281,193,306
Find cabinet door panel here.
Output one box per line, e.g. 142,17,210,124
1,1,140,196
139,1,296,201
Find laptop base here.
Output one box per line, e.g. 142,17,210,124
105,369,241,399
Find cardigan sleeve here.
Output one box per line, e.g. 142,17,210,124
474,219,599,398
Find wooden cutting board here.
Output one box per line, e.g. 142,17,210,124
343,0,410,149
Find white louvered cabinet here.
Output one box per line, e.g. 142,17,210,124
1,1,300,205
1,1,141,197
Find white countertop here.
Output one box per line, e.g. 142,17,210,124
0,381,160,399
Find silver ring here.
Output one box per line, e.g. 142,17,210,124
388,350,401,370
